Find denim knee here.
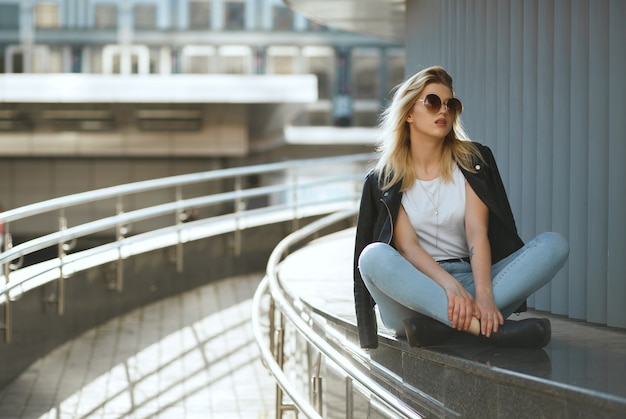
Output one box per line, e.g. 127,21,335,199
358,242,392,277
538,231,569,263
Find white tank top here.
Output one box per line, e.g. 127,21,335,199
401,164,469,261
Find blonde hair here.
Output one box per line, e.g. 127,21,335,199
375,66,483,191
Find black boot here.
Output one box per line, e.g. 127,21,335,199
480,318,551,349
403,316,458,347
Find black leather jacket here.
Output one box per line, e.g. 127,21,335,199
353,143,525,349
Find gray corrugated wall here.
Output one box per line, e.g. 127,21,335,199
406,0,626,328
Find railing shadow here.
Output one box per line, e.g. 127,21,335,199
2,275,274,418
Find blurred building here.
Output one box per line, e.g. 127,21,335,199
0,0,404,132
0,0,403,214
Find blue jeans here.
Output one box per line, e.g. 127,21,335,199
358,232,569,336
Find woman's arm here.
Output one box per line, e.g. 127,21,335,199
465,181,504,336
393,205,475,331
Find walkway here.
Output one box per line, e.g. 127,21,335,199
0,274,275,419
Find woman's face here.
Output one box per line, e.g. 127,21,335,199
406,83,456,141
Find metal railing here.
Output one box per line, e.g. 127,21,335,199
0,153,375,342
252,210,424,419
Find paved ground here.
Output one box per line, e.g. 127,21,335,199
0,274,276,419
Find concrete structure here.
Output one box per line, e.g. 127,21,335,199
286,0,626,329
0,73,317,157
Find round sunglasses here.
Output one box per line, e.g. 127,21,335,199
418,93,463,115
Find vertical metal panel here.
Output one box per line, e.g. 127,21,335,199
568,0,590,320
483,0,498,159
471,0,487,144
533,0,555,310
405,0,625,327
521,0,538,243
586,1,610,324
495,0,510,173
521,0,539,306
507,0,524,226
607,0,626,328
550,0,571,315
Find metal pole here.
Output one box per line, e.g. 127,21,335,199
2,226,11,342
291,170,299,232
311,353,323,414
175,186,183,273
234,176,242,257
116,199,124,292
346,377,354,419
274,314,285,419
2,283,10,343
57,212,67,316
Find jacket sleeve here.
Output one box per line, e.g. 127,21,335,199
353,172,379,349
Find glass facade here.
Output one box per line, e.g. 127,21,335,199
34,2,59,29
189,0,211,29
95,4,118,29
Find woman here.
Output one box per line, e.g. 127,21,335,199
354,66,569,349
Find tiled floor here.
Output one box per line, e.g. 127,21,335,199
0,274,276,419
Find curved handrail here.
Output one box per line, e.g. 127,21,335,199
254,209,423,418
0,153,374,224
0,175,359,266
0,153,376,342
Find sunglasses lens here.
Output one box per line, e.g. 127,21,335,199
447,98,463,115
423,94,442,113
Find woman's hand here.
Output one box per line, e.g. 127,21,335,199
473,296,504,337
444,282,475,331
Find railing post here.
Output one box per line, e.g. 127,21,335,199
311,353,323,415
291,169,299,232
269,297,276,355
57,211,67,316
233,176,242,257
2,224,12,343
115,199,125,292
346,377,354,419
274,312,298,418
175,186,184,273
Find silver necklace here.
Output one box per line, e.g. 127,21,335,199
417,177,441,248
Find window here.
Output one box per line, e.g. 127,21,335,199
0,4,19,30
266,47,298,75
218,46,252,74
386,50,406,95
352,50,380,100
224,0,244,30
181,46,217,74
272,5,293,31
95,4,117,29
134,4,156,30
189,0,211,29
34,2,59,29
10,51,24,73
188,56,210,73
302,47,334,100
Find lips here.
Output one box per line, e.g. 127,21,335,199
435,118,447,126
